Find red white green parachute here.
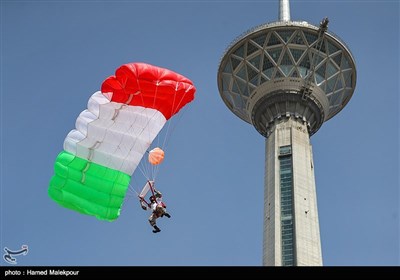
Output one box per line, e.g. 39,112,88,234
48,62,196,221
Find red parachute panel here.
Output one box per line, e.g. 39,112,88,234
101,62,196,120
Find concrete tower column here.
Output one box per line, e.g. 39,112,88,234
263,118,322,266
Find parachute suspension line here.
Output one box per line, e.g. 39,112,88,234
163,105,187,150
161,81,180,150
148,81,164,181
122,182,144,214
134,108,163,181
137,162,152,182
146,82,194,180
150,148,163,181
148,108,165,180
126,183,140,198
146,79,159,157
139,79,169,182
145,81,190,181
162,83,194,149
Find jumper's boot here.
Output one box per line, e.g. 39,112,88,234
152,225,161,233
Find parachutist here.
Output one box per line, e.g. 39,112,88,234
148,193,171,233
139,181,171,233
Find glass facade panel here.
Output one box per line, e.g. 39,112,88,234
231,57,241,70
280,66,292,77
224,61,233,73
329,92,341,106
298,67,308,78
335,76,343,91
267,48,282,63
343,70,353,87
313,53,325,67
326,61,338,78
236,78,247,95
316,62,326,79
267,32,281,46
260,75,268,84
290,48,304,63
263,54,274,71
279,145,295,266
263,68,274,79
299,54,311,70
236,67,247,80
249,75,259,88
281,51,292,65
247,64,259,81
277,30,294,43
332,52,342,67
252,34,266,48
313,39,326,53
290,32,305,45
247,42,259,57
221,90,234,108
232,80,240,94
275,71,284,78
249,56,261,69
222,76,230,92
326,75,338,93
328,40,340,54
291,70,299,78
234,44,245,57
315,73,324,86
303,31,318,46
341,55,351,70
232,94,244,110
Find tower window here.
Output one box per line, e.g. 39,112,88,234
279,145,295,266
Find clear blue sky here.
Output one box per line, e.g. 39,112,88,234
1,0,399,266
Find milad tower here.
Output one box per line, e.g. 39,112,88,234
217,0,357,266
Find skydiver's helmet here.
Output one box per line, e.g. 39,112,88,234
155,191,162,198
149,196,156,202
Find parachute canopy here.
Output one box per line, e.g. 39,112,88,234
148,147,165,165
48,62,196,221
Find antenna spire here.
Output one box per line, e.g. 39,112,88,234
279,0,291,21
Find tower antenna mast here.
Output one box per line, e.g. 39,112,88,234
279,0,291,21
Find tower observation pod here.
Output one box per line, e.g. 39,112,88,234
217,0,356,266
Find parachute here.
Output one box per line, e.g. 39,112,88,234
48,62,196,221
148,147,165,165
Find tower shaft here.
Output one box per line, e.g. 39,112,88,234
263,118,322,266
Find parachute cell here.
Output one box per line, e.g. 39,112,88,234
48,62,196,221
